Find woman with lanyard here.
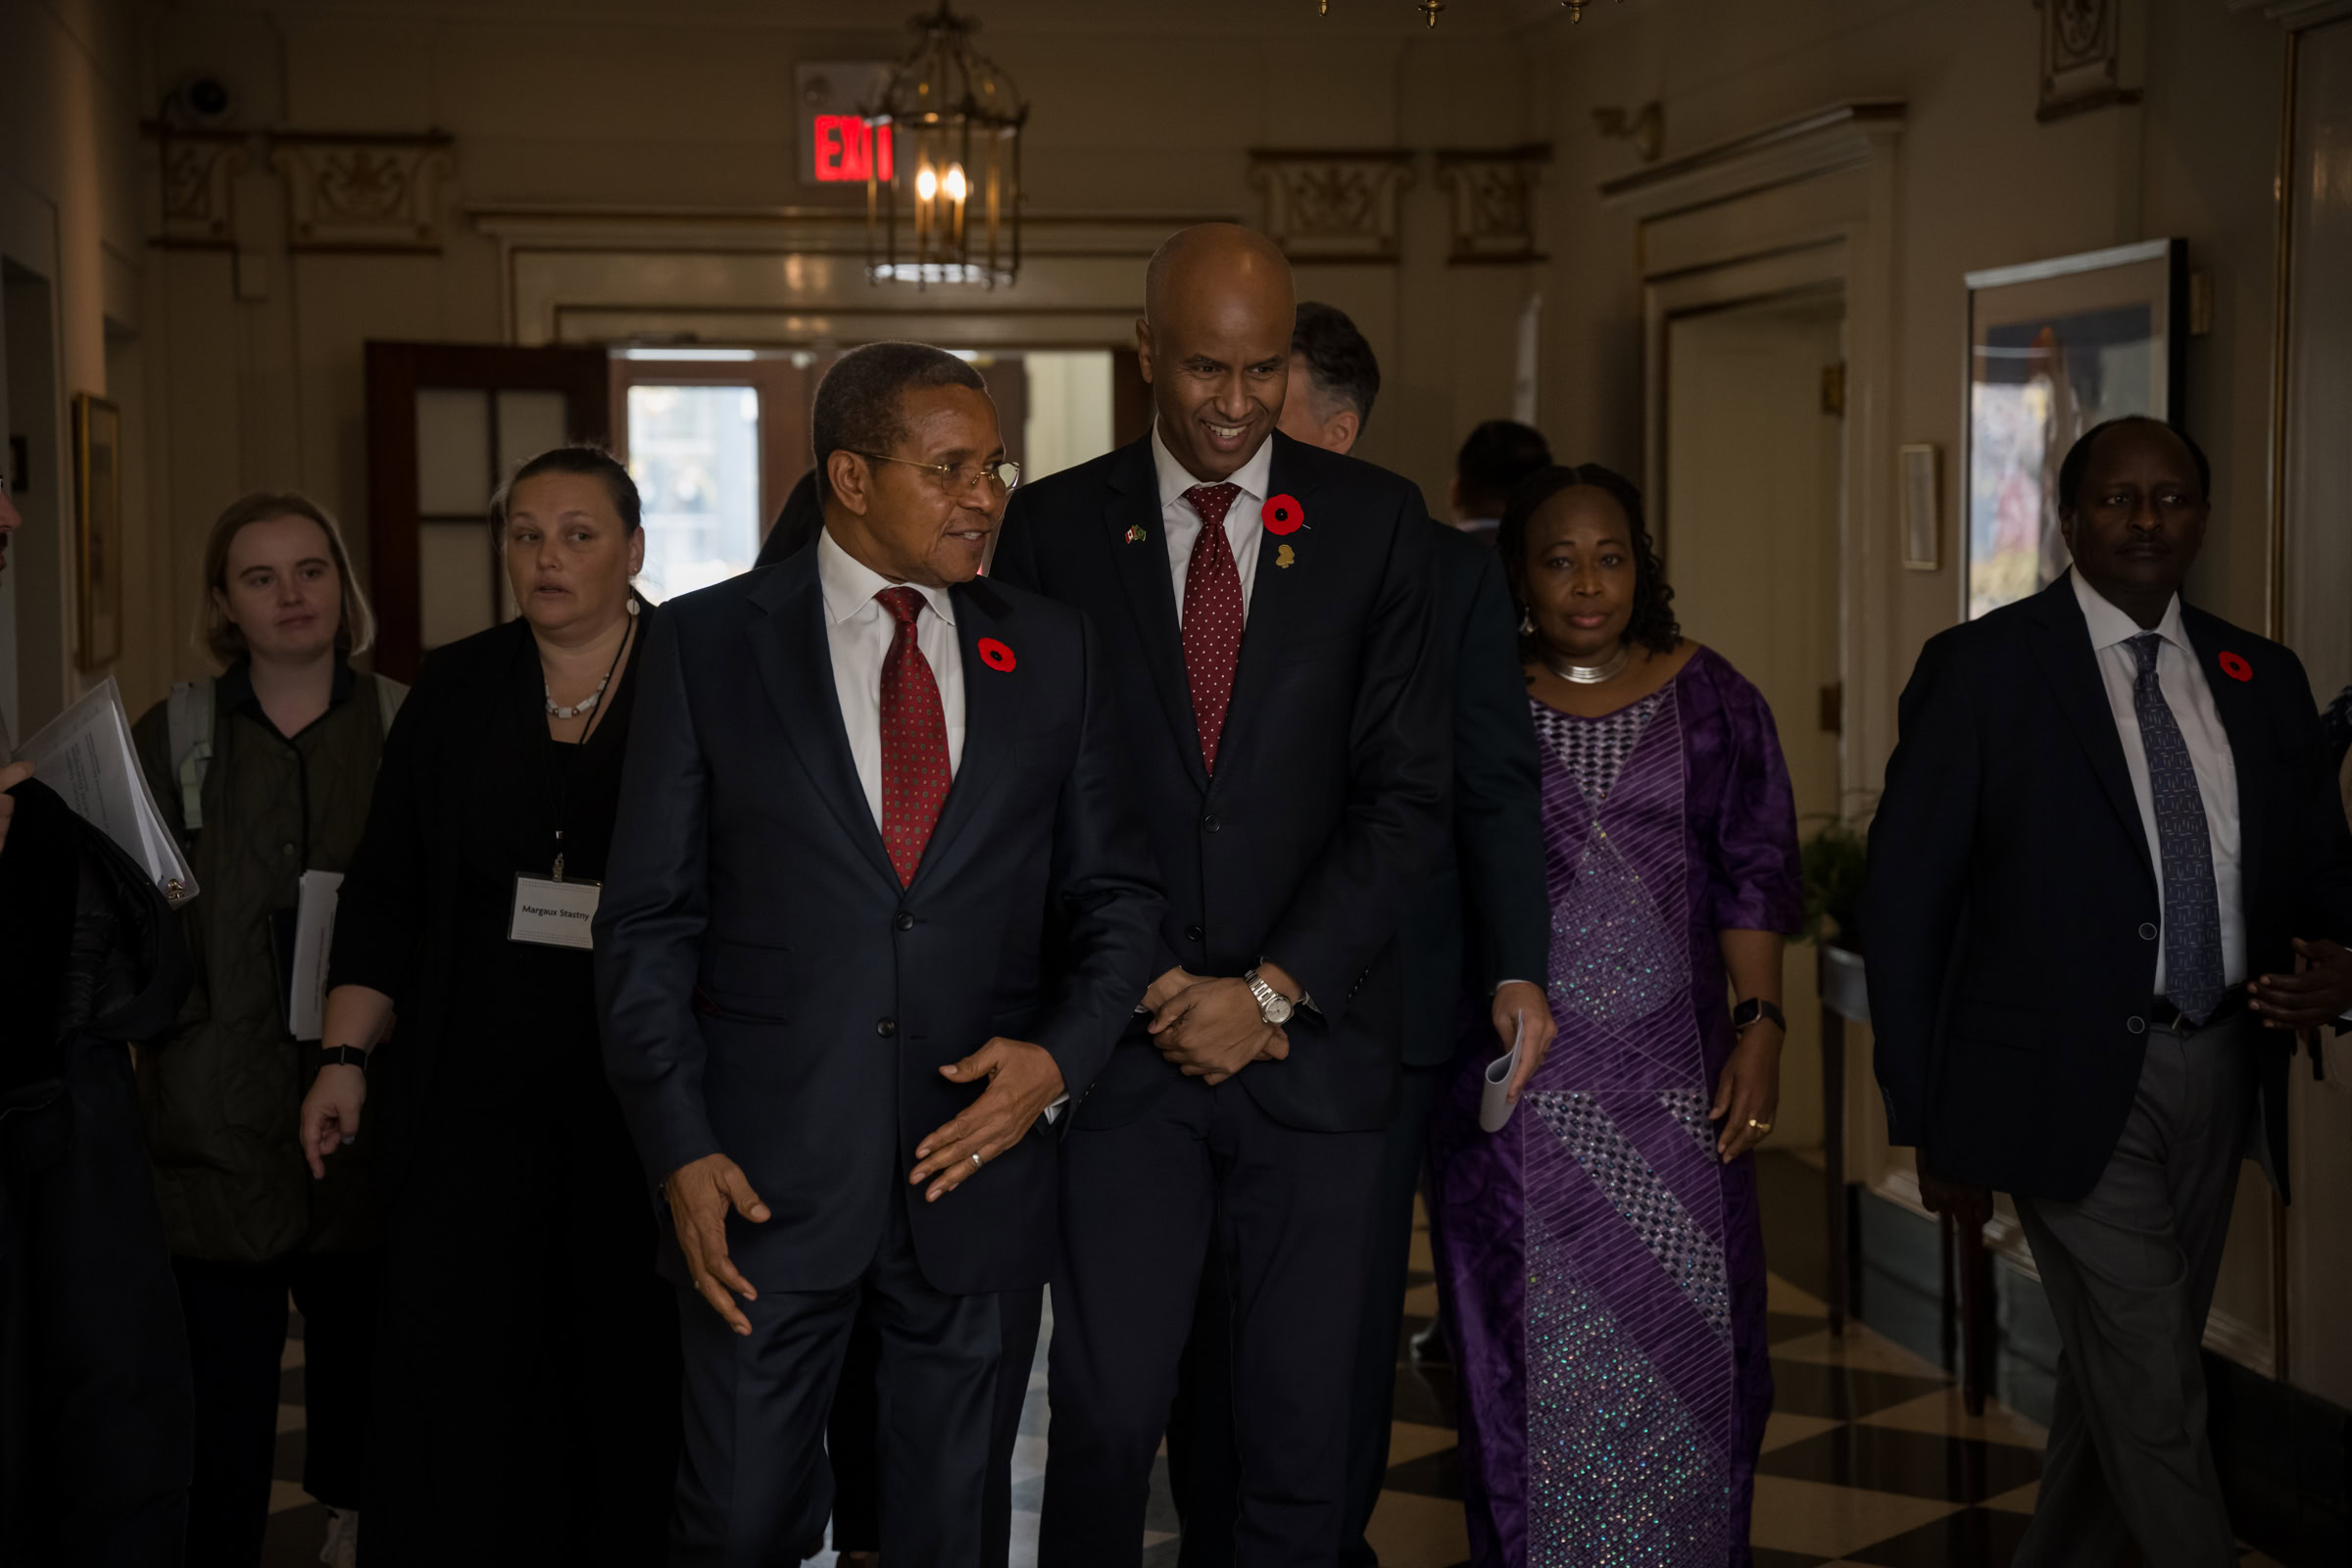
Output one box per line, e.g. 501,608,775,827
298,446,679,1563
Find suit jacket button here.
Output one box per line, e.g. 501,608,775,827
876,1017,897,1037
2127,1015,2146,1035
2138,922,2158,941
895,912,915,932
1185,924,1203,943
1201,814,1220,833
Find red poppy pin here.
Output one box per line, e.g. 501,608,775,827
2218,651,2252,684
1261,494,1305,536
977,637,1017,673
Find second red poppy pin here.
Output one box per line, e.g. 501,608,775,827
2218,651,2252,683
1262,494,1305,536
978,637,1016,673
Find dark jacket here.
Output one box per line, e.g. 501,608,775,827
991,430,1451,1133
755,470,825,570
1398,524,1548,1063
0,780,195,1566
131,659,391,1262
1862,573,2352,1200
595,547,1165,1297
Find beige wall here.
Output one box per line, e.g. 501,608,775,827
1,0,158,729
1531,0,2288,666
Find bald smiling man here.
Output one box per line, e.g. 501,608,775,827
993,223,1449,1565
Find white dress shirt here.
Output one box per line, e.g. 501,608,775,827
1154,422,1276,624
2071,569,2245,991
818,528,966,826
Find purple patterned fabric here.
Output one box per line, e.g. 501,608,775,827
1428,649,1800,1567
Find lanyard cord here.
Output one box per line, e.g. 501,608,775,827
539,610,635,881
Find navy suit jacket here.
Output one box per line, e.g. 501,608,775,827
1397,525,1549,1065
595,543,1164,1296
992,431,1450,1134
1862,572,2352,1201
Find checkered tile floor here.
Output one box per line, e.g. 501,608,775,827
260,1169,2290,1566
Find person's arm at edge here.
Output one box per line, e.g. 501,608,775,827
1450,546,1547,983
1259,483,1450,1017
1027,609,1167,1103
1860,632,1980,1148
593,603,723,1185
996,483,1189,989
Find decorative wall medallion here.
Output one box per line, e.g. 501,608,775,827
1434,145,1549,265
2035,0,2139,121
1248,150,1415,263
155,131,248,246
272,134,456,251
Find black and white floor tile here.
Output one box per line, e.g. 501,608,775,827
261,1166,2289,1567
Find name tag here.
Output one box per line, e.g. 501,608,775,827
510,873,600,950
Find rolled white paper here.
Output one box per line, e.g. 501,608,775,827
1480,1012,1526,1133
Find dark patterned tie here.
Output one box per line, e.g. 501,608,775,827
1180,483,1247,774
876,586,950,887
2130,633,2224,1022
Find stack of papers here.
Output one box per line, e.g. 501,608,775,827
10,676,201,907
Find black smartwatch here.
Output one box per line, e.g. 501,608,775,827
320,1044,368,1074
1730,999,1786,1034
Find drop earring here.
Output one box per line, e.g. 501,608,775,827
1519,607,1535,636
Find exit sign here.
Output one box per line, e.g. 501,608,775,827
811,115,894,184
797,61,898,191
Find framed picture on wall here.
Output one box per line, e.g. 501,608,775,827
73,392,122,669
1962,237,2185,619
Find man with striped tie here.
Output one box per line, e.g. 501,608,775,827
1863,416,2352,1566
993,224,1450,1566
596,342,1163,1567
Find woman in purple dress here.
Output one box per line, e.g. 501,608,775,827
1428,464,1801,1566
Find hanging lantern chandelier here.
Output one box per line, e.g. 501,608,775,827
864,2,1028,289
1313,0,1622,24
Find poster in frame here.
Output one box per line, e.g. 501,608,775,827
1962,237,2184,619
74,392,122,669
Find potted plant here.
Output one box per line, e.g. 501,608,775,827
1801,794,1875,1333
1801,797,1873,1020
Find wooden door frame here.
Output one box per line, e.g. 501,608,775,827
364,341,610,679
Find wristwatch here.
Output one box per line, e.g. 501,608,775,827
320,1044,368,1074
1244,968,1296,1027
1730,999,1787,1034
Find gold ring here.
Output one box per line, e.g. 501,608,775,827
1746,1118,1772,1133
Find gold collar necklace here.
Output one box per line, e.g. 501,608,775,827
1540,643,1633,685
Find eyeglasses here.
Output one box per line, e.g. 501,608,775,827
850,451,1021,496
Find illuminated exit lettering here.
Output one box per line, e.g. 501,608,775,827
812,116,895,183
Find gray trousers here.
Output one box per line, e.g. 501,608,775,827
2011,1012,2261,1568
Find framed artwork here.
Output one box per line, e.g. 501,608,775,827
1898,443,1940,571
1962,238,2184,619
74,392,122,669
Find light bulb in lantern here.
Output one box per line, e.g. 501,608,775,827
944,164,968,203
916,165,939,201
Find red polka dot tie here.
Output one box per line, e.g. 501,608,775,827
875,586,950,887
1181,483,1246,774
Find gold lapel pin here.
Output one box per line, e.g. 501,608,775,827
1124,524,1148,545
1275,543,1297,569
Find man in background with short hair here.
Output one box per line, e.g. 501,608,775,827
1165,302,1555,1567
1449,418,1551,544
1279,302,1381,458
